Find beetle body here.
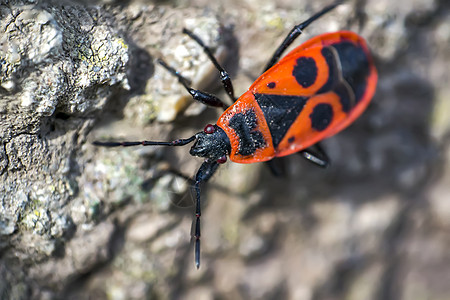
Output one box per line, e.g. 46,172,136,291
195,31,377,164
94,3,378,269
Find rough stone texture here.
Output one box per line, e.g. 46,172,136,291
1,0,450,299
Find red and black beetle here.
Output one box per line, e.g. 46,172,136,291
94,2,377,268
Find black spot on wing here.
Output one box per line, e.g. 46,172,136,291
317,46,353,113
228,109,266,156
317,47,336,93
255,93,308,148
333,41,370,103
292,57,317,88
334,83,352,113
310,103,333,131
267,82,276,89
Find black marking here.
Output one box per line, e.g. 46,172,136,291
334,83,352,113
255,93,308,148
288,137,295,143
333,41,370,103
267,82,276,89
317,47,336,93
292,56,318,88
228,109,266,156
317,45,361,113
310,103,333,131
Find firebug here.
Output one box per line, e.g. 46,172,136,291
94,1,378,268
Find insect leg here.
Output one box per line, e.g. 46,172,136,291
263,1,342,72
183,28,236,103
193,159,220,269
157,59,228,109
265,158,287,177
299,143,330,168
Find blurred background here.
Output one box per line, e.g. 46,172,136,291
1,0,449,299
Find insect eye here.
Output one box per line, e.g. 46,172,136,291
216,155,227,164
203,124,215,134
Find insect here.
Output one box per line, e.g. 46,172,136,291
93,2,377,268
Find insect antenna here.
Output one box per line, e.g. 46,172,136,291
92,135,197,147
263,1,343,71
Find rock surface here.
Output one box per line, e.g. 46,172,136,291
1,0,449,299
